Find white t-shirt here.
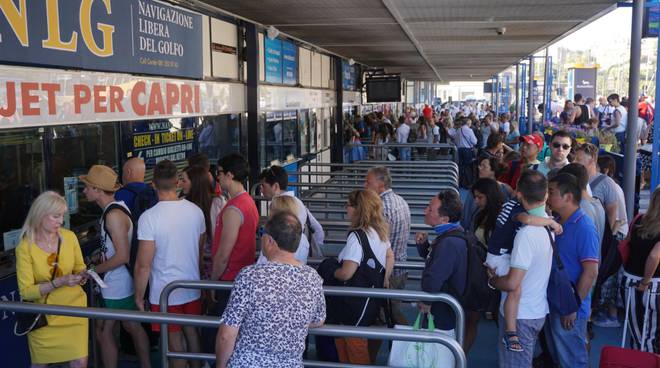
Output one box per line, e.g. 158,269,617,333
338,227,390,268
138,199,205,305
501,121,511,135
100,201,134,300
613,106,628,133
500,222,553,320
396,123,411,144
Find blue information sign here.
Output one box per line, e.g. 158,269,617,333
644,2,660,38
0,0,203,79
342,61,357,90
282,40,298,85
264,38,283,83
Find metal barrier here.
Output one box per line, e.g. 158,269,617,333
159,280,465,366
344,142,459,162
0,301,466,368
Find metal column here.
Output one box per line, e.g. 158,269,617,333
515,63,520,119
542,49,550,123
495,74,501,115
245,23,260,186
624,0,644,220
653,3,660,190
332,57,344,167
527,56,535,134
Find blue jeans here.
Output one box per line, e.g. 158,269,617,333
544,312,589,368
399,147,411,161
498,314,545,368
615,132,626,154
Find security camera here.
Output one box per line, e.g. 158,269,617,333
266,26,279,40
496,27,506,36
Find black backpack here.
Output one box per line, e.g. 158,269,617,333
443,230,499,312
407,127,418,143
101,204,140,276
327,229,385,327
121,185,158,222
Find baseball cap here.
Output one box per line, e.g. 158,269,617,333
519,133,544,151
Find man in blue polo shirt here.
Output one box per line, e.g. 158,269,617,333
545,173,599,367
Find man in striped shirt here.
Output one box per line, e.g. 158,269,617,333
365,166,411,323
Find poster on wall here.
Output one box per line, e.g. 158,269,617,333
282,40,298,85
63,177,79,215
129,119,197,167
0,0,203,79
264,38,283,84
342,61,357,90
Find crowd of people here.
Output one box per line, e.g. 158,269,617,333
12,96,660,368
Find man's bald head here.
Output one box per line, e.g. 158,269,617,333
122,157,146,184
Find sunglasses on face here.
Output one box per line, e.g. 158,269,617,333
552,143,571,150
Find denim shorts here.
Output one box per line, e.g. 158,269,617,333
498,314,545,368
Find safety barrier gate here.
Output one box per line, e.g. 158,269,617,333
158,280,466,368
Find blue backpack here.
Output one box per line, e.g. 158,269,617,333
544,227,581,316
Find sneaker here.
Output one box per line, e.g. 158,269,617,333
592,314,621,328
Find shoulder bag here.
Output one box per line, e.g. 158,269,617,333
14,236,61,336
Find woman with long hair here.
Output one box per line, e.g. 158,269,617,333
332,189,394,364
622,188,660,353
470,178,505,245
179,166,226,280
16,191,89,367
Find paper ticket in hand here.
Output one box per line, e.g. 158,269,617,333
86,269,107,288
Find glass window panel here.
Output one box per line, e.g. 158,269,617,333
309,109,318,153
282,111,298,160
300,110,309,156
50,123,119,232
199,114,241,162
0,128,46,252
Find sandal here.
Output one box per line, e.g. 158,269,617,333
502,331,524,352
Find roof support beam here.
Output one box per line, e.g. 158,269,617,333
381,0,443,82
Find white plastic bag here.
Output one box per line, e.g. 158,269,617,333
387,313,456,368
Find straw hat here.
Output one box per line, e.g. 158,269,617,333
79,165,121,192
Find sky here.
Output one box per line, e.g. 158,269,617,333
551,7,632,52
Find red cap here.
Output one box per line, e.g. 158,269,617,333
519,133,544,151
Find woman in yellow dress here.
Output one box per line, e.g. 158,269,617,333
16,191,89,367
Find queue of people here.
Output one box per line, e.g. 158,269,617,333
13,104,660,368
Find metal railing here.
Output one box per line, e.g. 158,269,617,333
344,142,459,162
0,301,466,368
159,280,465,367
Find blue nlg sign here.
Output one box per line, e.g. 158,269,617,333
0,0,203,79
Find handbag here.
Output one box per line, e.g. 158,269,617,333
545,228,581,316
14,237,61,336
618,213,643,267
388,313,456,368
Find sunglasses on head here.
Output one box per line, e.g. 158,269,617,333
552,143,571,150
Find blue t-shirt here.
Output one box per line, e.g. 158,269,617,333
487,199,525,256
554,208,600,319
114,182,148,210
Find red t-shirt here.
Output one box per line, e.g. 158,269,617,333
212,191,259,281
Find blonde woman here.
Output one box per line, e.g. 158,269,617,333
256,195,310,265
622,188,660,352
16,191,88,367
333,189,394,364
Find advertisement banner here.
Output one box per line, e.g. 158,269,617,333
130,119,196,167
282,40,298,85
0,65,245,129
571,68,597,101
342,61,357,91
264,38,283,84
0,0,203,79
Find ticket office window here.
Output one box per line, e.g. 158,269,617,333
198,114,242,162
0,128,46,252
260,111,299,168
309,109,318,154
300,110,309,156
49,123,119,233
